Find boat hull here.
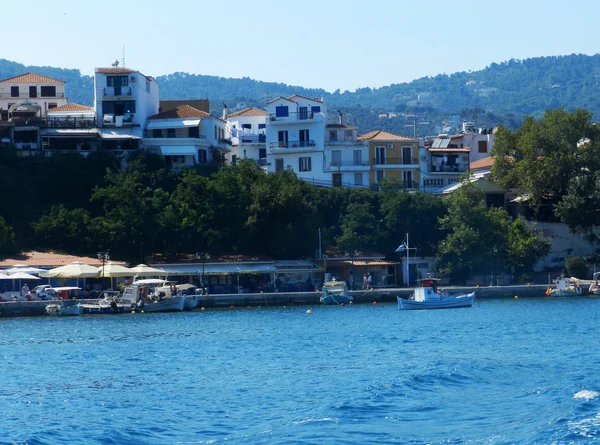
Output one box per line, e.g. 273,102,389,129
80,302,124,314
320,295,353,305
184,295,199,310
138,296,185,312
397,292,475,310
46,302,81,316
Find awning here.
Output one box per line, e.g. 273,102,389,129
428,148,471,153
155,265,200,276
42,128,98,137
147,119,200,130
99,131,140,140
159,146,197,156
236,264,277,274
153,263,276,276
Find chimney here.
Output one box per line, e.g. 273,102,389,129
338,110,343,125
222,103,228,120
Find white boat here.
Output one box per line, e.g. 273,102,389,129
80,291,126,314
122,279,185,313
546,276,583,297
45,300,81,316
177,283,200,310
320,280,353,305
589,272,600,295
397,278,475,310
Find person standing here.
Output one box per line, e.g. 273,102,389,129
362,274,368,290
21,283,29,298
367,273,372,289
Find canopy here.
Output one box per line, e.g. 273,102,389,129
97,262,133,278
147,119,200,130
3,266,47,275
9,272,40,280
130,264,167,276
40,261,99,278
159,146,198,156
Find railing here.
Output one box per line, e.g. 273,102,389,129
10,116,43,126
102,114,133,125
0,93,65,99
144,131,208,140
268,111,319,122
219,138,232,145
270,140,316,149
103,87,132,96
373,157,419,165
42,117,97,129
235,134,266,143
299,177,371,189
14,142,39,149
329,160,370,168
255,158,268,167
430,164,468,173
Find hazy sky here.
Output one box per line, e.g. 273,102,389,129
6,0,599,92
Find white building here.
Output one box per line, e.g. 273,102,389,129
143,104,229,170
226,107,268,167
265,95,326,182
94,67,159,150
0,72,67,114
324,119,369,188
42,103,98,155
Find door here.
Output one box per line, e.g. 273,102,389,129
259,148,267,159
299,106,308,120
29,86,37,98
278,131,288,148
375,146,385,164
331,150,342,167
402,146,412,164
403,171,413,188
332,173,342,187
353,150,362,166
299,129,309,147
275,158,284,172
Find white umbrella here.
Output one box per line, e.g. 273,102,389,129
129,264,166,277
9,272,41,280
40,261,99,278
4,266,47,275
97,263,133,278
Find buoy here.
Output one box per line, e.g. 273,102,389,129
373,301,377,305
141,310,144,314
340,303,344,306
131,310,135,314
306,310,312,314
514,296,519,299
230,306,235,310
260,291,263,294
200,307,205,311
349,301,353,304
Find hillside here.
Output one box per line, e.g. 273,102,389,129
1,54,599,136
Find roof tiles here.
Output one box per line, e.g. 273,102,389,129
47,103,93,113
0,72,64,84
228,107,268,117
470,156,494,170
148,104,211,120
357,130,419,142
0,251,126,268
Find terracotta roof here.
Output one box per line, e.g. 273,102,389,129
357,130,419,142
47,103,93,113
228,107,268,118
428,148,471,153
95,67,137,74
470,156,495,169
148,104,211,120
0,251,125,268
0,72,64,84
287,94,324,104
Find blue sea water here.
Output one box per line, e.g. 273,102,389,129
1,298,600,445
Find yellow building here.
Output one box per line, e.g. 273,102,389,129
357,130,420,189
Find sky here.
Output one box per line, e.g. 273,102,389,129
5,0,600,92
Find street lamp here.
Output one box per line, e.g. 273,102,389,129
395,233,417,287
97,251,110,288
196,252,210,290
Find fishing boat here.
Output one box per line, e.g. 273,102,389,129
45,300,81,316
176,283,201,310
588,272,600,295
320,280,353,305
397,278,475,310
79,291,125,314
546,276,583,297
122,279,185,312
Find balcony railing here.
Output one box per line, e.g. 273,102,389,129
329,160,370,168
103,87,132,96
42,117,97,129
235,134,266,143
102,114,133,126
0,93,65,99
373,157,419,165
270,140,316,149
268,111,321,122
430,164,468,173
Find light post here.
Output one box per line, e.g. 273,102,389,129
395,233,417,287
97,251,110,288
196,252,210,290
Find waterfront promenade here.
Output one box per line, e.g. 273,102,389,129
0,284,550,318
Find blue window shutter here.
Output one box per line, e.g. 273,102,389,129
276,106,289,117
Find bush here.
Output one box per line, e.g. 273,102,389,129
565,256,588,278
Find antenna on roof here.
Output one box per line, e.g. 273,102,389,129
122,46,126,67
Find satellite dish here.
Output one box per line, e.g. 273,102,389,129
111,59,120,67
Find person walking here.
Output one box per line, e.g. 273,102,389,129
362,274,368,290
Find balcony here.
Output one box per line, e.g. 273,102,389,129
103,86,132,97
0,92,65,99
270,140,316,149
429,163,468,173
328,160,370,169
42,117,97,129
268,111,324,124
372,157,419,166
102,114,133,127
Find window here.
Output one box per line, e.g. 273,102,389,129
299,106,308,120
102,100,136,114
167,128,176,138
478,140,487,153
188,126,199,138
275,158,284,172
299,129,310,146
242,123,251,129
299,157,312,172
107,75,129,87
198,149,207,163
311,106,321,113
214,126,217,139
231,155,237,165
259,148,267,159
353,150,362,165
275,106,288,117
345,130,353,140
331,150,342,166
10,86,19,97
376,170,385,183
402,146,412,164
278,130,288,148
40,86,56,97
258,123,266,129
29,86,37,98
354,173,363,186
329,130,337,141
48,103,58,110
403,171,413,187
153,129,162,138
375,146,386,164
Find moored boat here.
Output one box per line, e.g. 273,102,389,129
177,283,200,310
45,300,81,316
122,279,185,313
546,276,583,297
80,291,125,314
397,278,474,310
588,272,600,295
320,280,353,305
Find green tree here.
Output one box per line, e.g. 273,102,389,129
506,217,551,278
0,215,16,255
336,200,379,254
565,256,589,279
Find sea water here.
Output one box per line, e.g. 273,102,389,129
1,297,600,444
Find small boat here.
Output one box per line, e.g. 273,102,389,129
122,279,185,313
45,300,81,316
546,276,583,297
397,278,475,310
320,280,353,305
80,291,125,314
589,272,600,295
176,283,201,310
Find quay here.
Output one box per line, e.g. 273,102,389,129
0,284,550,318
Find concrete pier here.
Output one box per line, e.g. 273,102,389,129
0,284,551,318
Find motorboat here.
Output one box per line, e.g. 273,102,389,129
45,300,81,316
397,278,475,310
79,291,126,314
122,279,185,313
176,283,200,310
589,272,600,295
546,276,583,297
320,280,353,305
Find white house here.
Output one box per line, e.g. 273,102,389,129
226,107,268,167
94,66,159,151
265,95,326,182
324,117,369,188
0,72,67,114
143,104,229,170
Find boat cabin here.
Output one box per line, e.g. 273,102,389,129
413,278,441,302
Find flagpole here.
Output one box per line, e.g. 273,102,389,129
406,233,409,287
